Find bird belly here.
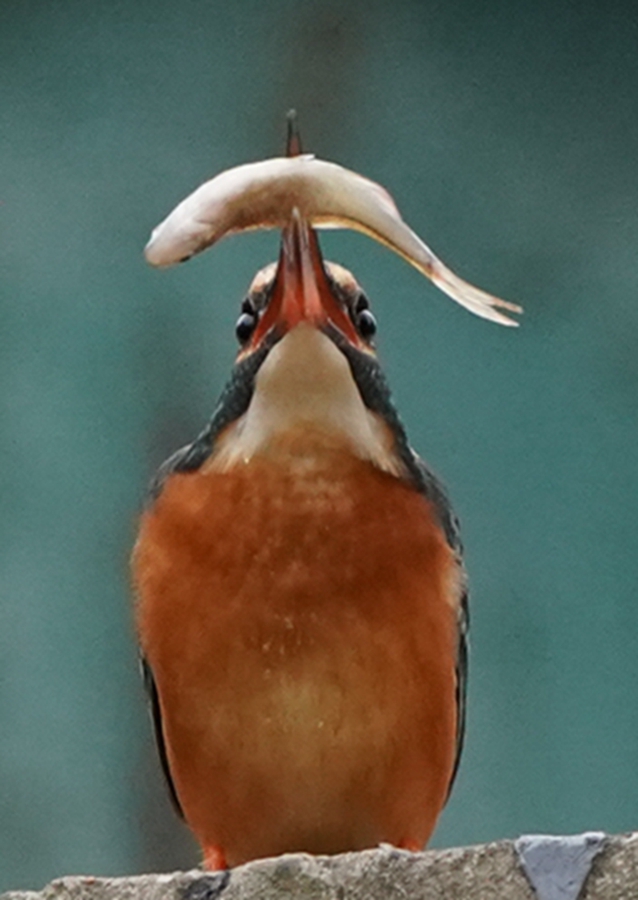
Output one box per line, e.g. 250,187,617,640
133,431,460,866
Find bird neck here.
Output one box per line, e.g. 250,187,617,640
207,324,403,477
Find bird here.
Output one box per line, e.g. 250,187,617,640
132,118,518,871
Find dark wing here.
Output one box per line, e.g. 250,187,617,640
411,454,469,801
140,655,185,819
447,586,468,798
332,337,469,799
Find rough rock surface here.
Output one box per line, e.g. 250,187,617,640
2,834,637,900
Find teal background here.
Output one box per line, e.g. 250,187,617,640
2,0,637,890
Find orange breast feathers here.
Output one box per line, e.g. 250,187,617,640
133,427,463,867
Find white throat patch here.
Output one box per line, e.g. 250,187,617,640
209,324,402,476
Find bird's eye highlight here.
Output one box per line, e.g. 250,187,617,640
356,308,377,340
235,311,257,344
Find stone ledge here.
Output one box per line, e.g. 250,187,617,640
2,833,637,900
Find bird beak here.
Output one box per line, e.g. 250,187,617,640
247,210,362,351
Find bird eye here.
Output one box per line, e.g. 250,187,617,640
235,311,257,344
356,308,377,340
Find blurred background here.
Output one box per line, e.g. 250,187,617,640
2,0,637,890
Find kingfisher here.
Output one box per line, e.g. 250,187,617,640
132,121,520,871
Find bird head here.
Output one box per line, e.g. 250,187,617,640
144,120,521,492
234,216,373,358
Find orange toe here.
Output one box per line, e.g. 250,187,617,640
203,844,228,871
398,837,424,853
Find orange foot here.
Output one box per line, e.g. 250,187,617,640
203,844,229,871
398,837,424,853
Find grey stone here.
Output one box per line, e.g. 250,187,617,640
515,832,607,900
2,834,637,900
